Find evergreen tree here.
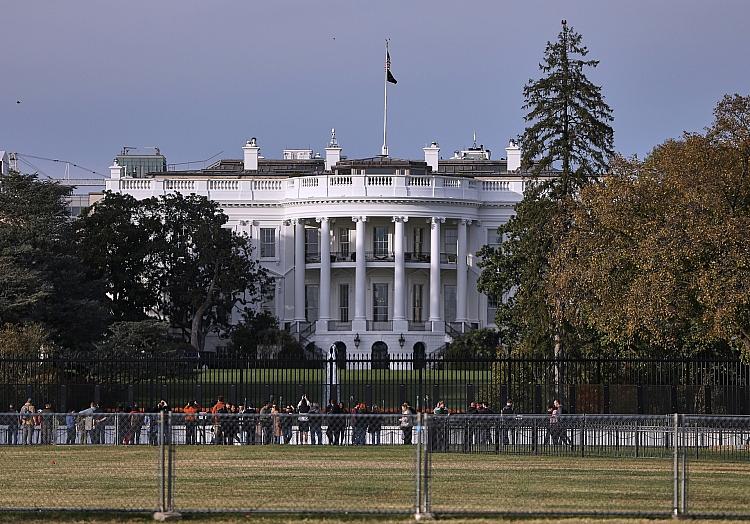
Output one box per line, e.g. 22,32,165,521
0,172,109,352
478,20,614,357
521,19,614,194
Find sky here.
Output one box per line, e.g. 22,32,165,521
2,0,749,179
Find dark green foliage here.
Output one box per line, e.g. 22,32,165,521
227,310,303,359
445,328,501,360
479,21,614,357
77,192,272,350
521,19,614,195
0,172,108,352
76,192,163,321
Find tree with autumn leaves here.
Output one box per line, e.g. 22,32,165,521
550,95,750,359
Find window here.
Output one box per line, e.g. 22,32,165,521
444,228,458,255
413,227,425,255
339,284,349,322
373,226,389,257
339,228,350,257
444,284,457,323
412,284,423,322
305,228,319,260
305,285,319,322
260,228,276,258
487,295,499,325
486,228,502,249
372,283,389,322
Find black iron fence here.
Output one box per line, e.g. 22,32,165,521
0,355,748,414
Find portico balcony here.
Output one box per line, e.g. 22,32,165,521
107,173,524,204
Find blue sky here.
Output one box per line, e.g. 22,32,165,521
2,0,748,178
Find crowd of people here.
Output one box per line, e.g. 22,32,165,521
1,395,572,449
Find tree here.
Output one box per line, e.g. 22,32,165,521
0,172,109,352
549,94,750,359
95,320,191,359
444,328,501,361
76,192,163,321
77,191,271,350
520,19,615,193
478,20,614,357
226,310,303,359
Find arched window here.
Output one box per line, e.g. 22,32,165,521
413,342,426,370
334,341,347,370
371,341,389,370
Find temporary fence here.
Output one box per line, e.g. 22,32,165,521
2,355,749,415
0,412,748,518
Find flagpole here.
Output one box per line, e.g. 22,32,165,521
381,39,389,157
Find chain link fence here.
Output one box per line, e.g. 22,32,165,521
0,411,748,518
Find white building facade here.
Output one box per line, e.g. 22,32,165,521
106,132,531,360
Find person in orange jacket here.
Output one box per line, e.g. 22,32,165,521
183,400,200,445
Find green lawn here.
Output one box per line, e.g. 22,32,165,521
0,445,747,518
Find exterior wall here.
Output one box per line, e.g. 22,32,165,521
108,163,525,358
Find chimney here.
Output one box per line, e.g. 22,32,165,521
243,137,260,171
505,140,521,172
109,159,123,179
423,141,440,172
324,128,342,171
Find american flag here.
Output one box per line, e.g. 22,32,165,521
386,51,397,84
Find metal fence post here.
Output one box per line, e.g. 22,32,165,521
415,412,422,518
159,411,166,513
167,411,174,513
672,413,679,519
680,449,687,516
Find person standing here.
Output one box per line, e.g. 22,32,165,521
19,399,35,445
297,396,311,445
367,405,382,446
432,400,449,452
40,403,54,445
400,402,415,445
183,401,199,445
241,403,258,445
501,399,515,446
210,396,227,445
259,402,273,445
309,402,323,445
6,404,19,445
65,410,77,444
554,399,571,446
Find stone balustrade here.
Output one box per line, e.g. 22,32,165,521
106,174,523,203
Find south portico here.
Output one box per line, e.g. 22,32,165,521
284,210,477,360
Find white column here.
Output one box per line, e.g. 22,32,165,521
294,218,306,322
393,216,407,322
456,219,468,323
354,216,367,325
318,217,331,322
429,217,444,324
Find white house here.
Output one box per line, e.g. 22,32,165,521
106,131,539,361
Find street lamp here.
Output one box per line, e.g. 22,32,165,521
398,333,405,348
353,333,361,348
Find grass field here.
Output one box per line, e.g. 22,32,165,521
0,445,747,519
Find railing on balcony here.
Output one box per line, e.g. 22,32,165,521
367,320,393,331
330,251,355,262
365,251,394,262
404,252,430,263
305,252,321,263
328,320,352,331
114,173,523,203
408,321,428,331
440,252,458,264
